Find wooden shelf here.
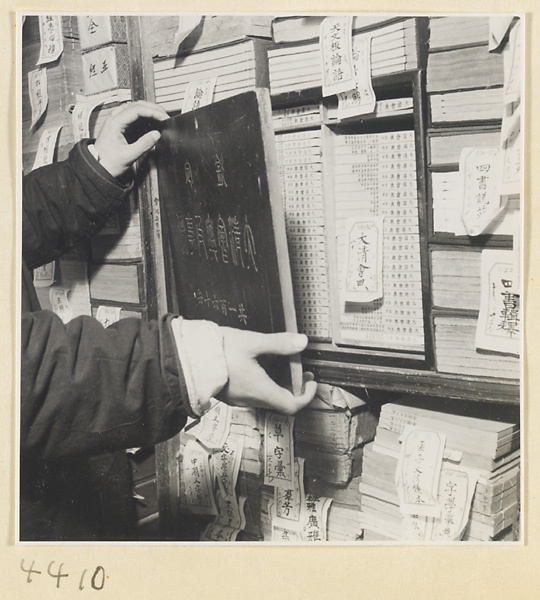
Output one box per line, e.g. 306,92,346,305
304,356,520,404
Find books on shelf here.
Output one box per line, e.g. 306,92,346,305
145,15,273,59
332,130,425,353
152,38,270,113
358,400,520,541
431,171,519,236
428,129,500,166
89,263,143,305
428,16,490,51
433,315,520,379
294,386,378,486
430,87,504,124
430,249,482,311
91,203,143,261
275,128,331,340
272,15,403,44
426,45,504,93
268,18,419,96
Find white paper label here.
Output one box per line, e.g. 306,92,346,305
320,16,356,97
337,34,376,119
460,147,504,236
264,413,295,489
37,15,64,65
78,16,114,49
96,305,121,328
182,77,217,113
343,216,383,303
396,427,446,518
476,249,520,355
28,68,48,130
82,46,119,95
182,439,217,515
33,261,55,288
32,126,62,170
49,287,72,323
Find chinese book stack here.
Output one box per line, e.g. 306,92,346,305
268,16,421,96
426,16,521,381
358,398,520,541
176,404,266,541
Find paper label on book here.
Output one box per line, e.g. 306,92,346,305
188,401,231,450
78,16,114,49
320,16,355,97
270,502,303,542
182,439,217,515
200,522,240,542
182,77,217,113
33,261,55,288
213,487,246,531
72,99,104,143
274,458,304,524
49,287,72,323
37,15,63,65
32,126,62,170
264,413,295,489
343,217,383,303
401,513,430,541
298,494,332,542
337,34,376,119
476,249,520,355
28,68,48,130
396,428,446,518
488,15,516,52
96,305,121,328
82,46,119,95
213,433,244,500
173,15,203,54
460,147,504,237
430,468,479,541
503,19,521,105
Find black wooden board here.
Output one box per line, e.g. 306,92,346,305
155,89,301,389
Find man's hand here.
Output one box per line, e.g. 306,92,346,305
94,100,169,178
217,328,318,415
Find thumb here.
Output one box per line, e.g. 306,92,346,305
124,130,161,163
251,332,308,357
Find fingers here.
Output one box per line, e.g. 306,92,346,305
123,130,161,163
113,101,169,128
249,331,309,357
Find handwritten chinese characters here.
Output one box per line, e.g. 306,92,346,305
37,15,63,66
174,208,258,273
460,147,504,237
396,428,446,518
182,439,217,515
337,34,376,119
32,126,62,171
182,77,217,113
344,217,383,303
476,249,520,356
28,68,48,131
264,413,295,489
82,46,120,95
320,16,355,96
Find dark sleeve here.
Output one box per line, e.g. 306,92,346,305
23,140,132,270
21,311,192,460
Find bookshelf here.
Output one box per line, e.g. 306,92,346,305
265,17,519,405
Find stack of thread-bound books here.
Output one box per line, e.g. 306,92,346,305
268,17,421,97
359,399,520,542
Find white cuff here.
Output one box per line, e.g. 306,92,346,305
170,317,229,417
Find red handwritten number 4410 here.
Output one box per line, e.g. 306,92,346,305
20,559,107,590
